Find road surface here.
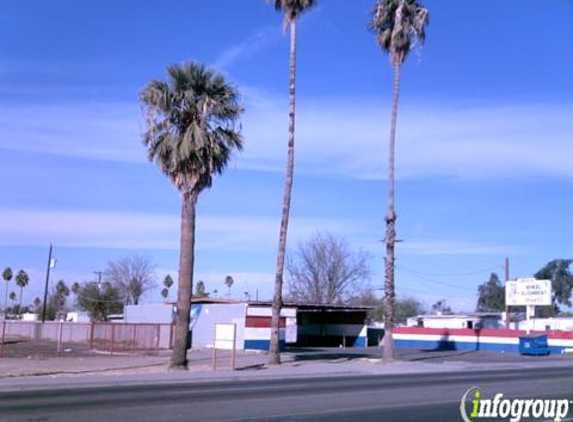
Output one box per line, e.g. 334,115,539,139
1,366,573,422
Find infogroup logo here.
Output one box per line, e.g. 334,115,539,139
460,386,572,422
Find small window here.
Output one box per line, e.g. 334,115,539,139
467,321,473,329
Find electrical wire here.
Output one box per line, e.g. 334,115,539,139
396,264,503,278
75,293,126,304
396,266,477,292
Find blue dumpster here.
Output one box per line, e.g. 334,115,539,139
519,335,550,356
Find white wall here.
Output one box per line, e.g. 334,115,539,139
191,303,248,349
518,318,573,332
408,316,503,329
124,304,174,324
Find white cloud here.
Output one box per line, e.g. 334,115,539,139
212,26,281,70
1,95,571,180
0,209,178,249
398,239,519,256
0,208,364,251
241,96,573,180
0,103,144,163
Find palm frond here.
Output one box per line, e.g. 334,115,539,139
140,62,244,193
268,0,318,28
369,0,429,66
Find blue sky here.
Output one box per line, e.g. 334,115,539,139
1,0,572,311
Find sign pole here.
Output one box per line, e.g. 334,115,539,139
526,305,535,335
231,324,236,371
504,257,510,329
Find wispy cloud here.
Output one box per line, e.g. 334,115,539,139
1,95,572,181
0,208,364,251
241,95,573,180
398,239,520,256
212,26,281,70
0,102,144,163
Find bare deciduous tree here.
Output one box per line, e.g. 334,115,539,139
105,255,157,305
286,232,371,304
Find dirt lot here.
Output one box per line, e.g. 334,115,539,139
0,339,162,359
0,339,99,358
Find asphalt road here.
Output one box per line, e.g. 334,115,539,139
2,366,573,422
288,346,573,364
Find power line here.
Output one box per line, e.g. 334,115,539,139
396,266,477,292
369,284,443,296
396,264,502,278
75,293,125,304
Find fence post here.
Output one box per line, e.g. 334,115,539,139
90,322,95,350
110,324,115,356
133,324,137,353
169,323,174,349
57,322,63,357
0,320,6,358
156,324,161,355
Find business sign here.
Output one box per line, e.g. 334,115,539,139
286,317,297,343
506,278,552,306
213,323,237,370
214,323,236,350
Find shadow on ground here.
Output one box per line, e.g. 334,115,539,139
286,347,375,362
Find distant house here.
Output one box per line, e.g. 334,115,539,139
406,313,505,330
65,311,90,322
517,317,573,332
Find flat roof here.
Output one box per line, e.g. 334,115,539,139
412,313,503,319
189,298,371,311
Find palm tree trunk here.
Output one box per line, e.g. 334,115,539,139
19,286,23,316
269,19,297,366
382,62,401,361
171,188,198,369
4,283,7,315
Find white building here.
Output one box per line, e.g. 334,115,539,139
406,313,505,330
517,317,573,332
124,299,370,350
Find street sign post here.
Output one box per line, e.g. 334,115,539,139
212,323,236,370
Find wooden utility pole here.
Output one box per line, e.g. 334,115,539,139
41,244,53,323
504,257,510,329
93,271,104,292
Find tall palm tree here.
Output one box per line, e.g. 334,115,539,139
161,288,169,302
224,275,234,297
15,270,29,316
140,62,243,369
369,0,429,360
33,297,41,313
55,280,70,320
266,0,318,367
71,282,80,310
2,267,12,315
9,291,16,311
161,274,173,303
